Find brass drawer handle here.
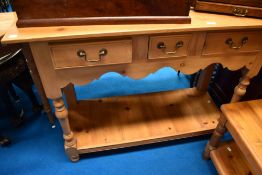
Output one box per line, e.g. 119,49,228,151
77,49,87,61
225,37,248,50
99,48,108,58
233,7,248,17
157,41,184,55
77,48,108,62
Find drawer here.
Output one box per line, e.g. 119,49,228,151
203,31,262,55
50,39,132,69
148,34,192,60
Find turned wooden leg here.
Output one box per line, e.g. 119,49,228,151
203,72,252,159
230,74,251,103
53,98,79,162
203,115,227,159
194,64,216,95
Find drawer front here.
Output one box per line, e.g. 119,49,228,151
203,31,262,55
50,39,132,69
148,34,192,60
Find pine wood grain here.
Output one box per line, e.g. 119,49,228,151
30,38,259,99
203,31,262,56
2,11,262,44
50,39,132,69
222,100,262,175
148,34,192,59
67,88,220,153
210,141,254,175
0,12,17,36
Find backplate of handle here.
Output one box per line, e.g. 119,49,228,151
77,48,108,62
157,41,184,55
233,7,248,17
77,49,86,60
225,37,248,50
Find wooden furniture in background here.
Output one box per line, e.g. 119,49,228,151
203,100,262,175
0,46,43,122
194,0,262,18
1,11,262,162
11,0,191,27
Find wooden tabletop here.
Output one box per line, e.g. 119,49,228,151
1,10,262,44
221,99,262,175
0,12,17,37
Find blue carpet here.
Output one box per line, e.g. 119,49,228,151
0,67,218,175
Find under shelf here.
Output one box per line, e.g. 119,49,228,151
68,88,220,154
210,141,255,175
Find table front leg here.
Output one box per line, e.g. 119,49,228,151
203,115,227,159
22,44,55,126
53,97,79,162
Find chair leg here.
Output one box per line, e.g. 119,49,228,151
203,71,252,159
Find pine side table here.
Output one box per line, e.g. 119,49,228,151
1,11,262,162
